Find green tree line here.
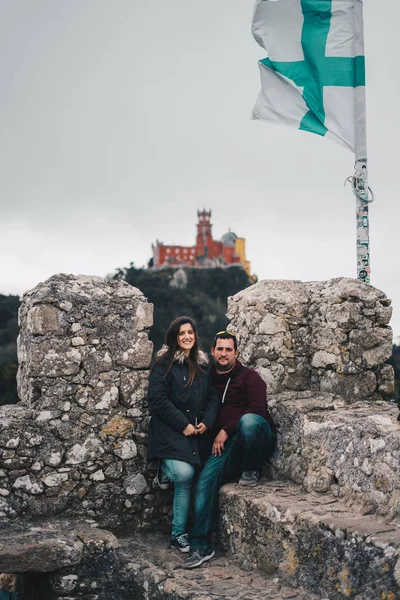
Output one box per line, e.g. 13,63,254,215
387,344,400,403
0,294,19,404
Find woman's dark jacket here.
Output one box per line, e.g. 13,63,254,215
147,349,220,466
0,591,18,600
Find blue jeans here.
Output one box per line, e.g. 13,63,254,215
189,413,275,550
162,458,195,538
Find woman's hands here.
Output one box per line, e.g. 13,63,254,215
182,423,208,436
183,424,197,436
195,423,208,435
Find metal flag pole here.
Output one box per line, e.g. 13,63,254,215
353,158,373,284
350,0,374,285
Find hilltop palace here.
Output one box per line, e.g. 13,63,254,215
150,210,251,275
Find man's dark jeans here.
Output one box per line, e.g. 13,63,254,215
189,413,275,550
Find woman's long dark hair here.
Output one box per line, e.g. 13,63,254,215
154,316,203,386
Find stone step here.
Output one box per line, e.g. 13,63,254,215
0,520,119,573
218,479,400,600
269,393,400,522
118,532,326,600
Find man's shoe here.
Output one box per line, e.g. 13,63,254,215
170,533,190,553
183,547,215,569
238,470,259,487
153,463,171,491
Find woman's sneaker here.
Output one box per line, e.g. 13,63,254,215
183,546,215,568
170,533,190,553
153,462,171,491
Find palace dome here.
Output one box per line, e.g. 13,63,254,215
221,231,237,247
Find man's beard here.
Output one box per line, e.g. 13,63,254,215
215,359,234,372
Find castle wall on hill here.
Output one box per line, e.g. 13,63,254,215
0,274,397,529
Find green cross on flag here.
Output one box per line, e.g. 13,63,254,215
252,0,366,160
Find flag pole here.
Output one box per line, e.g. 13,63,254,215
353,158,371,284
352,1,372,285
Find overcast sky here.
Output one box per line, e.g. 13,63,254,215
1,1,400,338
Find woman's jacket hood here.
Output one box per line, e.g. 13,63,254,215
156,345,209,367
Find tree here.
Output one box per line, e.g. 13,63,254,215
113,266,255,353
0,294,20,405
387,344,400,404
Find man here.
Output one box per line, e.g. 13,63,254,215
183,330,276,569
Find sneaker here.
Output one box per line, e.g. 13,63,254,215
170,533,190,553
183,547,215,569
153,463,171,491
238,470,259,487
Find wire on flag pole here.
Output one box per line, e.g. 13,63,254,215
344,176,375,203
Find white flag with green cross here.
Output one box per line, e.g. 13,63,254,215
252,0,366,160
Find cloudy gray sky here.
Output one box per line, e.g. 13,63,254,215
1,1,399,337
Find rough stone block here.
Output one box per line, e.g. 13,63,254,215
65,436,105,466
100,416,134,438
115,333,153,369
0,525,83,572
134,302,154,331
270,394,400,519
319,370,377,399
219,481,400,599
119,370,149,409
27,305,63,335
349,327,393,368
228,277,393,401
28,339,82,378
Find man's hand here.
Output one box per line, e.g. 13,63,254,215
183,424,198,436
212,429,228,456
195,422,208,435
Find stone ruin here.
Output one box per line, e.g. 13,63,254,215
3,274,155,529
226,278,398,514
0,273,399,600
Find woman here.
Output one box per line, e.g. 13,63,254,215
147,316,219,553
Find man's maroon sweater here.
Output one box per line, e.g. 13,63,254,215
210,359,276,437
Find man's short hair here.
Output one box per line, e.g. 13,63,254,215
212,330,238,351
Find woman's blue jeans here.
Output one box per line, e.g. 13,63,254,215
161,458,195,538
189,413,275,550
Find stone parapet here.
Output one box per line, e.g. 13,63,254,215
0,273,397,598
227,278,394,400
269,393,400,520
0,274,158,528
17,274,154,406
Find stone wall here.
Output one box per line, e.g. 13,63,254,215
0,275,394,529
227,277,393,400
0,274,399,599
0,274,397,533
227,277,399,518
0,274,162,529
